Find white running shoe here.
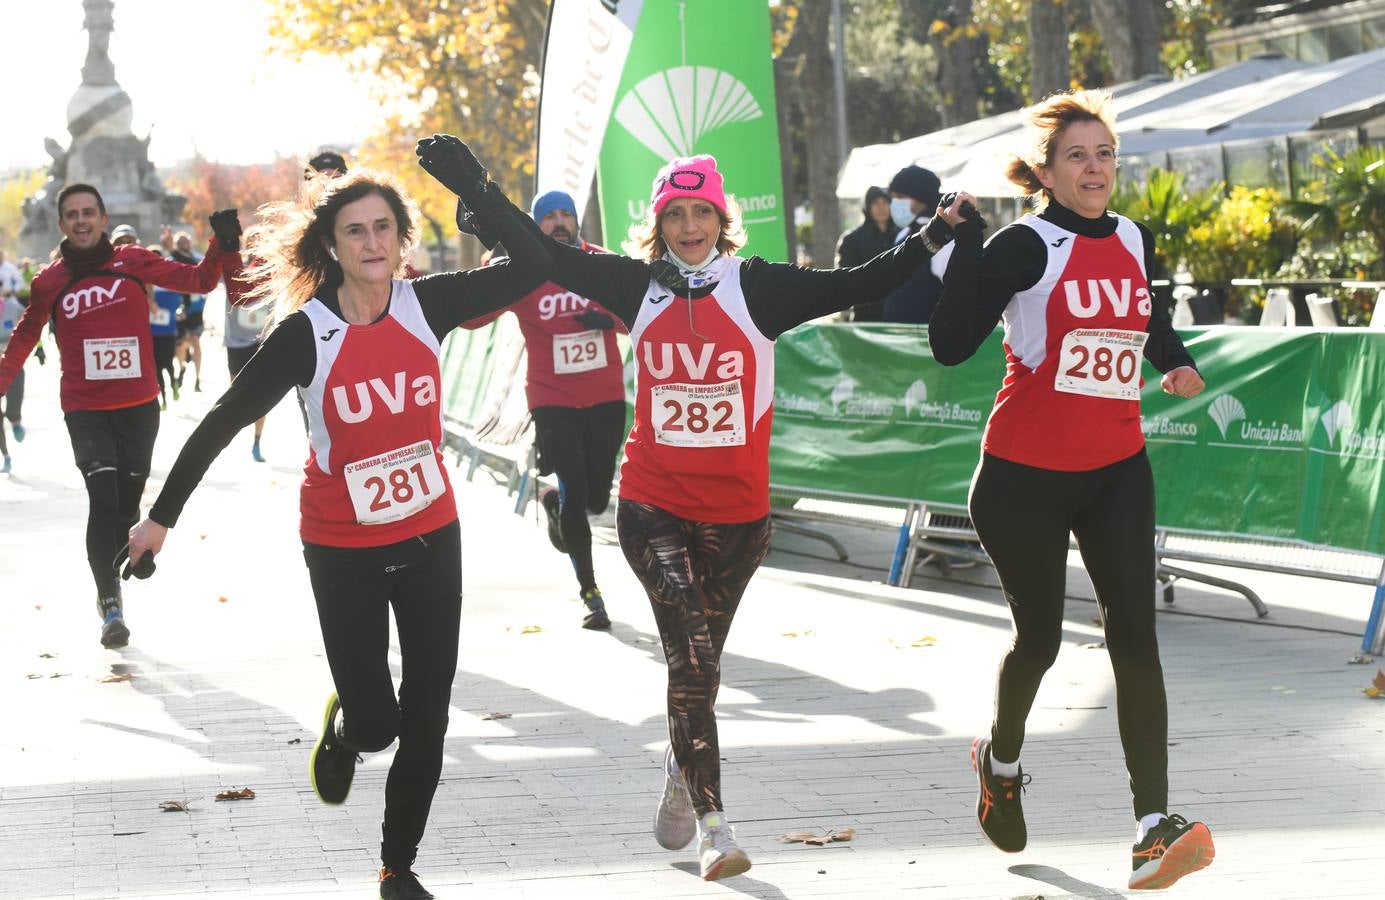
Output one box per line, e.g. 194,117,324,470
654,745,696,850
697,811,751,881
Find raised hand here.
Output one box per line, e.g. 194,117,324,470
209,209,242,252
416,134,489,202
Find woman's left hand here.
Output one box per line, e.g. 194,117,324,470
1161,366,1204,398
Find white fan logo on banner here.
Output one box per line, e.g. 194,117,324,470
614,66,764,159
1208,394,1246,440
1320,400,1354,446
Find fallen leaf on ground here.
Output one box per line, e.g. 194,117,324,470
910,636,937,647
159,800,192,812
218,596,229,604
100,673,135,683
781,828,855,845
480,712,512,721
1347,654,1372,664
1079,641,1106,649
1368,669,1385,698
49,673,70,679
286,738,302,745
25,674,41,680
781,630,816,638
215,788,255,801
520,625,542,634
39,653,56,659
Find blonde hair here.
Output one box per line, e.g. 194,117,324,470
242,168,420,327
1005,89,1118,211
623,195,748,262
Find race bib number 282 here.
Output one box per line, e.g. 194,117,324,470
652,380,746,448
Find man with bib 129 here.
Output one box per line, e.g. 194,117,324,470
0,183,242,649
463,189,628,630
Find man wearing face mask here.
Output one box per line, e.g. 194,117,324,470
835,186,895,322
881,164,945,324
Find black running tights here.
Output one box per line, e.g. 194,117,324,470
969,449,1169,817
302,519,462,870
617,499,771,816
533,402,627,592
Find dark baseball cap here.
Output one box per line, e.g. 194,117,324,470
306,150,348,178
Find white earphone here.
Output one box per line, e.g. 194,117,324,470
329,247,338,261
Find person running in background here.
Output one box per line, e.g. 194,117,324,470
463,189,627,630
0,184,241,649
150,281,183,410
126,139,552,900
487,151,947,881
0,248,45,471
223,275,271,462
170,231,206,393
928,89,1213,891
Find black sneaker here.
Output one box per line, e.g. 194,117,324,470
1129,814,1214,890
309,692,358,805
970,736,1029,852
98,596,129,649
581,587,611,630
379,866,434,899
540,487,567,553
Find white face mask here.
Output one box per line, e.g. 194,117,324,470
890,197,916,228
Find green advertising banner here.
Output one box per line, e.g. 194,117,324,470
769,324,1385,555
595,0,789,262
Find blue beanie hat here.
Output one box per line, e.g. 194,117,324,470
531,190,578,224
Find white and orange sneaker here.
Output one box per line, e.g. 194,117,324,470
1129,814,1215,890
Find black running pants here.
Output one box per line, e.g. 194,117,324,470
65,401,160,601
532,401,627,592
969,449,1169,817
617,499,771,816
302,519,463,870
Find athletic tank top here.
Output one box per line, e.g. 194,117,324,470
983,213,1151,471
298,280,456,547
620,256,776,523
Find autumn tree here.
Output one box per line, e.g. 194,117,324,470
165,158,303,242
0,170,45,252
266,0,547,194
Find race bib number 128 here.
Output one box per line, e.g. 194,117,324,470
343,440,445,525
1054,328,1148,401
84,336,141,381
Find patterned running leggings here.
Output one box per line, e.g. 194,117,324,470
617,500,772,816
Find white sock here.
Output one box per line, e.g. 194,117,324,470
1137,812,1167,842
989,753,1020,778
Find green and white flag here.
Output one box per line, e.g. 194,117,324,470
596,0,788,262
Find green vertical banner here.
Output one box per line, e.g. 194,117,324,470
596,0,789,262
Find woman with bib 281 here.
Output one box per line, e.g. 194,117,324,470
928,90,1213,891
124,139,551,900
494,152,948,880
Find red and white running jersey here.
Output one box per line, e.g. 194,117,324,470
298,281,456,547
983,213,1152,471
620,256,776,523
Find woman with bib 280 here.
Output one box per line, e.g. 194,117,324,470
929,90,1213,892
124,138,551,900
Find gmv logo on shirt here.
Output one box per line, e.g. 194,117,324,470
332,371,439,423
1061,278,1152,319
537,291,590,321
61,280,125,319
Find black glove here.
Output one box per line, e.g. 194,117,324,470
113,543,156,581
455,197,501,250
417,134,489,203
574,309,615,331
938,191,987,230
209,209,242,252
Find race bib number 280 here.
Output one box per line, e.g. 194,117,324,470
343,441,445,525
84,336,141,381
1054,329,1148,401
652,380,746,448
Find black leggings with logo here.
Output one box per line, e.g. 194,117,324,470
617,500,771,817
302,519,462,870
969,449,1169,818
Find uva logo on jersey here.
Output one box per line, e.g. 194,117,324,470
642,341,745,380
331,370,439,424
537,290,591,320
61,279,126,319
1062,278,1152,319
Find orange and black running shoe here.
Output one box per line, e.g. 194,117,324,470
970,736,1029,852
1128,814,1215,890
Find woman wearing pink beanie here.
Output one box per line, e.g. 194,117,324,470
473,150,961,881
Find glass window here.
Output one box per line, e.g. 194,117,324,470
1365,16,1385,51
1167,145,1225,192
1238,39,1271,59
1291,130,1362,198
1225,139,1289,191
1268,34,1297,57
1363,115,1385,147
1298,28,1329,63
1327,23,1363,59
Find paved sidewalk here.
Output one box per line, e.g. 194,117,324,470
3,315,1384,899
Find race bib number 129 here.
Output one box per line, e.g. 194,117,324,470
343,440,445,525
84,336,141,381
652,380,746,448
553,329,606,374
1054,328,1148,401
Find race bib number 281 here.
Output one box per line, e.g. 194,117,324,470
1054,328,1148,401
343,440,445,525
